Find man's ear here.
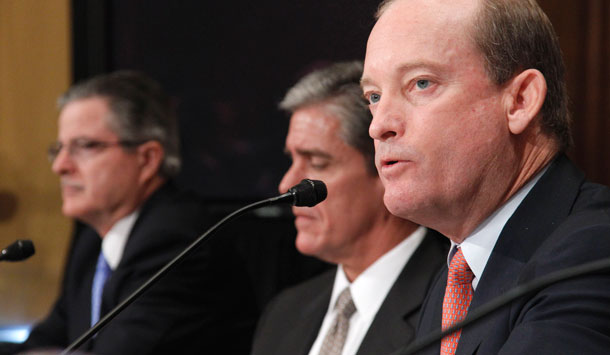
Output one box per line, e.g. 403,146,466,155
136,141,164,183
503,69,547,135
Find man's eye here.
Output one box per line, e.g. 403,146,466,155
368,93,381,104
311,162,328,170
73,140,106,151
310,157,329,170
416,80,430,89
82,142,100,149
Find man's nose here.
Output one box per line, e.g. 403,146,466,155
51,146,75,175
278,164,302,194
369,95,405,141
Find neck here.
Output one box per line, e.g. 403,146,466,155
443,134,558,243
341,214,419,282
89,177,166,236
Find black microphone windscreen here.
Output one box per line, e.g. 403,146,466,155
0,239,35,262
289,179,327,207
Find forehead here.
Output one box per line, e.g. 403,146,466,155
286,105,350,152
365,0,481,77
58,97,116,139
379,0,479,26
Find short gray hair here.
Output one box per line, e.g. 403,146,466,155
58,70,181,177
280,61,375,173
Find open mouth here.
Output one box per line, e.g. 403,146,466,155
381,159,399,167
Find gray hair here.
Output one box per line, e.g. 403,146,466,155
376,0,572,150
280,61,375,173
58,70,181,177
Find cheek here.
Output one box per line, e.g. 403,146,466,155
87,162,138,203
329,175,382,219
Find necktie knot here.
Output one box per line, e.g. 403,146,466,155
447,248,474,286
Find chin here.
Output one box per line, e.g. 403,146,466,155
295,231,324,257
383,191,415,220
61,202,89,221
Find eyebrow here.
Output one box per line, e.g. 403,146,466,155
284,148,333,160
360,61,446,89
55,136,97,144
360,76,374,89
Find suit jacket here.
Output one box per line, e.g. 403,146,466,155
251,229,448,355
17,183,260,355
412,155,610,355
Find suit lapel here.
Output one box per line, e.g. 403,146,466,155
281,278,333,355
358,230,448,355
415,267,447,355
456,155,585,354
67,226,102,346
99,184,173,310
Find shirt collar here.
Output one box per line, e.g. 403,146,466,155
101,210,139,270
451,165,548,289
331,226,427,318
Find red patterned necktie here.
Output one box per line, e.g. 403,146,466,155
441,248,474,355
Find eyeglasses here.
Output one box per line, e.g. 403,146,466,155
47,138,144,163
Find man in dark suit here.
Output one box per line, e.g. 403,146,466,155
363,0,610,354
8,71,258,354
251,61,448,355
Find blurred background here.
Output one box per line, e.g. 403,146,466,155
0,0,608,341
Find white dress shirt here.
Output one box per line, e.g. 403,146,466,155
101,211,139,270
450,166,548,289
308,226,427,355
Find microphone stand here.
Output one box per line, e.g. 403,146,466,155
62,192,294,354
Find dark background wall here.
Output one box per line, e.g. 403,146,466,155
73,0,381,202
540,0,610,187
72,1,609,202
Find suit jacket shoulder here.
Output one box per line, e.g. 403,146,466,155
252,229,448,355
252,269,335,355
415,155,610,355
23,183,260,355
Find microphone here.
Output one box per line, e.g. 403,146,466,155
274,178,328,207
0,240,35,262
399,256,610,355
62,179,327,354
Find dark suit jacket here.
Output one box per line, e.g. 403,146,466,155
16,183,260,355
412,155,610,355
251,229,448,355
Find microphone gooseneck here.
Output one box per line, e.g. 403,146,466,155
62,179,327,354
0,240,35,262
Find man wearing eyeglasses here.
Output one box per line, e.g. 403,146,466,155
9,71,259,354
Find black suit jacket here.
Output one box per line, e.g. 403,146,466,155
412,155,610,355
251,229,448,355
17,183,260,355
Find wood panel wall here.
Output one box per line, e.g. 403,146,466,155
541,0,610,185
0,0,72,326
